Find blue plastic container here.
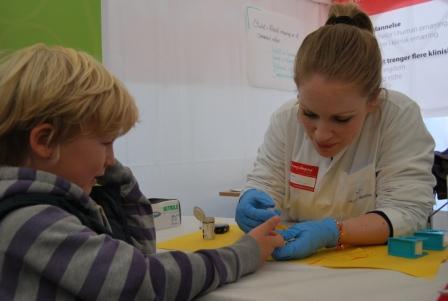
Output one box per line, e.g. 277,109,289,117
388,236,427,259
414,229,447,251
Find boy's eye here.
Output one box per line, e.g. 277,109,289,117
101,140,114,146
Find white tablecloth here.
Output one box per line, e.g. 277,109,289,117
157,216,448,301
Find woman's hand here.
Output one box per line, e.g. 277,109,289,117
272,218,339,260
235,189,280,233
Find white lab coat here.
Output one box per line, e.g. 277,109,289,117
245,89,435,236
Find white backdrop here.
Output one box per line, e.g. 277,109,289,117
101,0,327,218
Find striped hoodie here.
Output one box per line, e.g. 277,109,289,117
0,166,260,300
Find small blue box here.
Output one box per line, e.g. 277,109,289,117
388,236,427,259
414,229,447,251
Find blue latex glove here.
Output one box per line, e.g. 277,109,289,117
235,189,280,233
272,218,339,260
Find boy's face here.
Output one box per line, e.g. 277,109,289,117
41,134,116,194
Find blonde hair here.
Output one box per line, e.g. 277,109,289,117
294,3,381,99
0,43,139,166
327,2,374,33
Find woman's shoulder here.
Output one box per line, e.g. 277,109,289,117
271,98,299,120
378,89,423,124
381,89,420,112
373,89,428,142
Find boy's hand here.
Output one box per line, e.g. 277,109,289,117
248,216,285,264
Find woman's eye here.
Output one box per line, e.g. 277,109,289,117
302,110,318,119
333,116,352,123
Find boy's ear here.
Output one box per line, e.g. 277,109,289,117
29,123,57,159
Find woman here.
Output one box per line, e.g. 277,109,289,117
235,3,435,260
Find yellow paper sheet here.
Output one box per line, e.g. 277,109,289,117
299,245,448,278
156,224,448,278
157,224,244,251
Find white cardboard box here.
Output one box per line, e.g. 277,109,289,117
150,198,181,230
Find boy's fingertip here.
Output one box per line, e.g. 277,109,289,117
280,235,286,245
266,216,280,229
273,216,281,225
271,215,281,222
274,235,285,247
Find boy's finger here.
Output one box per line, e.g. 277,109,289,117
270,232,285,247
258,216,281,234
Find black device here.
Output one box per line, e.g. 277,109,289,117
214,223,230,234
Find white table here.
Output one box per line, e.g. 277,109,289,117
157,216,448,301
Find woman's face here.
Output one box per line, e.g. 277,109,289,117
298,74,378,158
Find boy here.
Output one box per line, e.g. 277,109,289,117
0,44,284,300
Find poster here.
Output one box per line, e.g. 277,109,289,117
369,0,448,116
245,6,305,91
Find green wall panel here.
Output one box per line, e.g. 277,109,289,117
0,0,102,60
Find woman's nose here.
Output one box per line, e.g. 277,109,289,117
314,122,333,142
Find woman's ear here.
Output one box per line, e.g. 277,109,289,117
29,123,57,159
367,89,382,113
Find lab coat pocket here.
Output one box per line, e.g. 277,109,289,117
336,166,376,216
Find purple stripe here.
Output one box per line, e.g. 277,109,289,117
52,176,71,194
197,253,215,293
123,184,143,203
171,251,192,301
148,256,166,300
0,207,69,298
3,180,33,197
18,168,37,180
37,229,92,301
50,176,90,206
227,248,240,279
197,249,228,284
128,225,155,242
78,236,119,299
118,249,146,301
78,194,91,206
122,203,153,215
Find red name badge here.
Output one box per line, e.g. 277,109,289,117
289,161,318,192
